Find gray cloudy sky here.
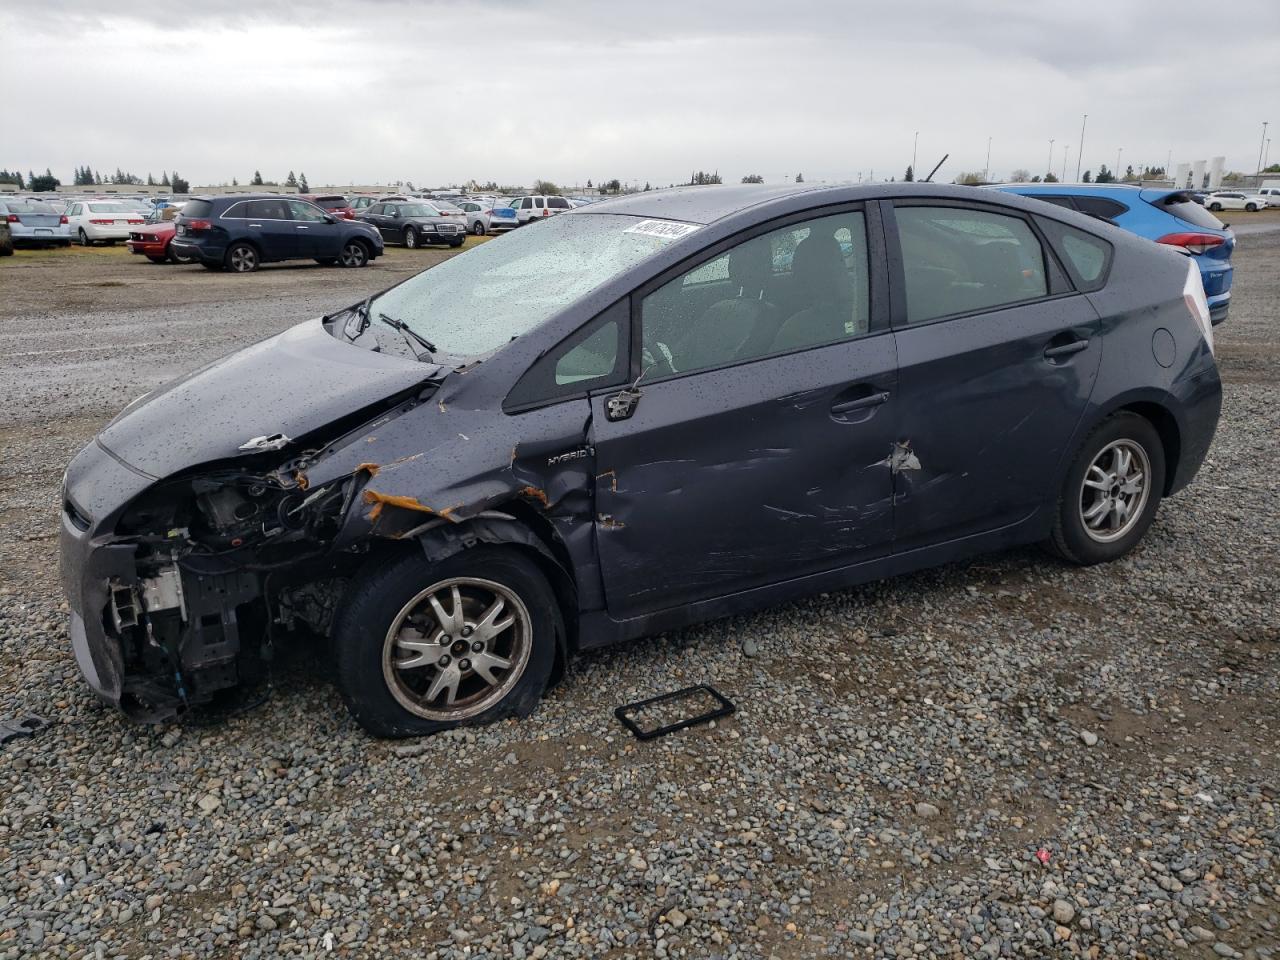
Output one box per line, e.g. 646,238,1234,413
3,0,1277,188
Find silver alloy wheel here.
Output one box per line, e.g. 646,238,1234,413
472,219,485,236
381,577,532,721
229,245,257,272
340,241,367,267
1079,439,1151,543
404,228,417,248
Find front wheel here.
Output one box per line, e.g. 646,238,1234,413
472,220,486,236
1208,202,1222,211
1046,412,1166,565
1245,203,1258,212
334,547,560,737
339,240,369,267
404,227,418,249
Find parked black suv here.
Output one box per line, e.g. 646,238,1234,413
356,200,467,248
171,195,384,273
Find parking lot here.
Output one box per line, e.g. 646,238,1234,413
1,234,1277,959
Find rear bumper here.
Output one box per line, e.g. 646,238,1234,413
1208,298,1229,326
11,225,71,241
170,239,225,264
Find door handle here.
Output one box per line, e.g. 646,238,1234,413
831,391,890,415
1044,338,1089,360
249,223,262,227
296,225,309,230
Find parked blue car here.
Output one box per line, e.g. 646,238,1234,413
989,183,1234,324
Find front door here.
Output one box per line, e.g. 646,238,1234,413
884,200,1102,549
589,206,899,620
287,199,340,258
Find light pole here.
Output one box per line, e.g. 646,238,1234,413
1116,147,1123,180
1062,145,1070,181
985,137,992,182
1265,138,1272,172
1047,139,1055,178
1076,113,1087,181
1257,121,1269,176
913,131,919,177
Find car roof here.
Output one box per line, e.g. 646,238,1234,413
573,183,993,225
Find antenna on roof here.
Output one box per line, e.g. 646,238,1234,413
922,154,949,183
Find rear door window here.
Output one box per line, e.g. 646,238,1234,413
1035,217,1112,291
1073,196,1128,220
894,205,1049,324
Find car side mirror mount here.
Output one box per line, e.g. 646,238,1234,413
323,214,337,224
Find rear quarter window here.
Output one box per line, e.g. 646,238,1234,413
1073,196,1129,220
183,200,214,218
1154,192,1224,230
1035,217,1112,292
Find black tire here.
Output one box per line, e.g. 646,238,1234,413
1208,202,1222,211
0,244,12,257
338,239,370,268
1046,412,1166,566
449,239,464,248
403,227,418,249
225,242,259,273
1245,203,1258,212
168,247,195,264
78,228,92,246
333,546,560,738
472,220,486,236
314,257,337,265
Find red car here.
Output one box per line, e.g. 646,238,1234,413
126,220,195,264
299,194,355,219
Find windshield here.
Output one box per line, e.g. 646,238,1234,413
434,201,462,212
398,203,436,217
369,213,691,357
87,203,128,213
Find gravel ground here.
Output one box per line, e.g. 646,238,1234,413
1,237,1277,959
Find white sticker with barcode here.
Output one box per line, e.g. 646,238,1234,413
623,219,700,241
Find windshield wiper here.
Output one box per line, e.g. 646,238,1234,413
377,312,437,360
337,296,373,340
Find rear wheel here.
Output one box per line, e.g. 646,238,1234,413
334,546,559,737
225,243,259,273
1208,202,1222,211
78,228,92,246
1046,412,1166,565
1245,202,1258,212
472,219,486,236
339,240,369,268
403,227,418,249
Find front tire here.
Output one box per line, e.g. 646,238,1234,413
1046,412,1166,565
403,227,418,249
225,242,259,273
334,547,560,738
339,239,370,267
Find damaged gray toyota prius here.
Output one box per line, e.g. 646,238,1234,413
60,183,1222,736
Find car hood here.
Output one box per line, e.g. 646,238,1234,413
97,318,441,479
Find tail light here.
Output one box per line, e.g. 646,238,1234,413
1182,260,1213,355
1158,232,1225,255
128,219,144,225
5,214,16,222
59,215,69,224
186,219,212,231
89,219,114,225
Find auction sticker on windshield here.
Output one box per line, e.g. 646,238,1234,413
623,219,700,241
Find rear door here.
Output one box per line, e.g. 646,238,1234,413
589,205,899,620
243,199,297,260
883,199,1102,549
